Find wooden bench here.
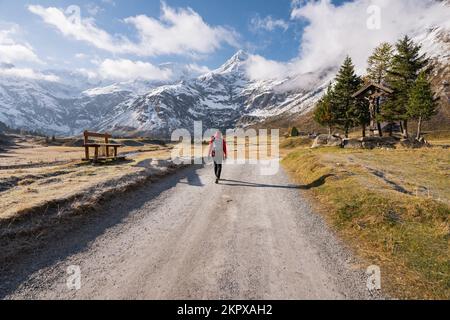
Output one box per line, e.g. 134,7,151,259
82,131,125,162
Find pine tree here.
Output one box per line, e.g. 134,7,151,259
354,95,371,137
333,56,362,138
367,42,394,136
407,71,438,140
314,85,336,136
367,42,394,85
290,127,299,137
385,36,429,138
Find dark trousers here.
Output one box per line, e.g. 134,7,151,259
214,162,222,179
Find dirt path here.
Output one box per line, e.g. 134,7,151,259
1,162,376,300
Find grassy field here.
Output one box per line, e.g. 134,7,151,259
0,134,274,222
423,130,450,147
0,134,174,221
0,135,167,167
281,136,450,299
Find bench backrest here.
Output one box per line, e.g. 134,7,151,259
84,131,111,144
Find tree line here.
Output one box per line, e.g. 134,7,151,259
0,121,53,139
314,35,438,140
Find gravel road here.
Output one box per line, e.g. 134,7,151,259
1,162,376,300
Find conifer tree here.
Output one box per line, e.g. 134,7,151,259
333,56,362,138
367,42,394,85
385,36,429,138
290,127,299,137
367,42,394,136
407,71,438,140
353,95,371,138
314,86,336,136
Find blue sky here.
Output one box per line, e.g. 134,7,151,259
0,0,320,69
0,0,447,83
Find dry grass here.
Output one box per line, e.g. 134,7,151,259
0,134,278,222
424,130,450,147
280,137,314,157
0,136,173,221
1,145,83,167
0,136,165,167
281,138,450,299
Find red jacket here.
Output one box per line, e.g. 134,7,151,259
209,137,227,157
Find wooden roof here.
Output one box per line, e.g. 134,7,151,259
352,82,393,98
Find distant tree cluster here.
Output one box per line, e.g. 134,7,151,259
314,36,438,139
0,121,51,138
2,123,70,142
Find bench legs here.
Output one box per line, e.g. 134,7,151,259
83,146,122,162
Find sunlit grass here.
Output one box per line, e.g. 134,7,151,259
281,141,450,299
0,138,173,221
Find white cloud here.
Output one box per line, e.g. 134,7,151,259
185,63,211,75
76,68,98,80
90,57,102,65
246,0,450,86
97,59,174,81
0,25,57,82
250,15,289,32
291,0,450,74
86,4,103,16
0,26,42,64
101,0,116,6
77,60,211,82
0,66,59,82
28,2,239,57
245,54,291,80
244,54,334,92
28,5,129,54
0,44,41,64
291,0,308,8
124,3,239,57
75,53,88,59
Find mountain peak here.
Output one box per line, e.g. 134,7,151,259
215,50,249,74
230,50,249,62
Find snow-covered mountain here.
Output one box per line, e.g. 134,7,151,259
0,51,331,137
93,51,331,137
0,11,448,138
415,12,450,127
0,68,185,135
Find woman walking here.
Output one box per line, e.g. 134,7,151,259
208,131,227,184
